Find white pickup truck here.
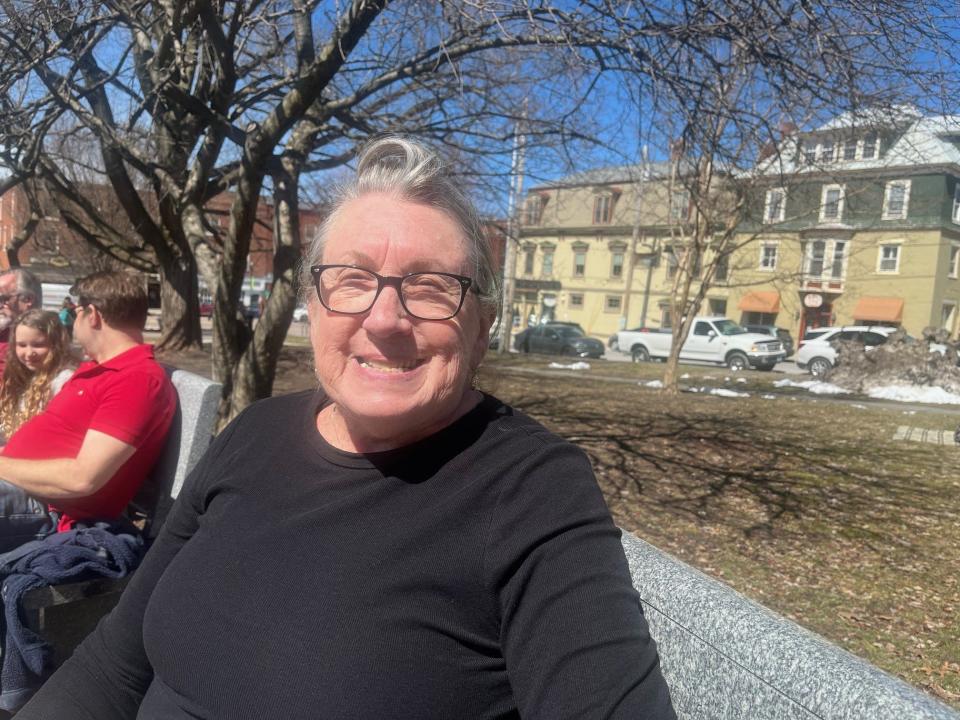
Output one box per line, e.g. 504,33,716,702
617,317,787,371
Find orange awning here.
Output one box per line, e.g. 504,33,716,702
852,296,904,323
738,291,780,314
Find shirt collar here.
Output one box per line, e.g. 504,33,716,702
78,344,156,374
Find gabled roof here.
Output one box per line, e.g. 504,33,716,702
529,161,686,191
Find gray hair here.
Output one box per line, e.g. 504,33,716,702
1,268,42,306
301,136,501,320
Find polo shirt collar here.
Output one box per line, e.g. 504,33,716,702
80,343,156,374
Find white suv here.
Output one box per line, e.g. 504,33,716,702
795,325,898,376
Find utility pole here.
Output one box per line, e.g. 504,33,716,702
497,116,526,355
620,144,648,331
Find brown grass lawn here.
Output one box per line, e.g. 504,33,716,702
164,345,960,707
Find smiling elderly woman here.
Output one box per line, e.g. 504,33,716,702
21,138,675,720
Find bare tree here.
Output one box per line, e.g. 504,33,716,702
0,0,954,420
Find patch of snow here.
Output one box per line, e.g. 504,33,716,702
680,373,691,379
642,380,664,389
724,376,731,382
851,403,868,409
902,410,917,415
772,378,849,395
867,385,960,405
710,388,750,398
736,378,748,384
761,394,776,400
548,361,591,371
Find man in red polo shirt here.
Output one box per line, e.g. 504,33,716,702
0,270,176,552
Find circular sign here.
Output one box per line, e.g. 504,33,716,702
803,293,823,308
542,294,557,308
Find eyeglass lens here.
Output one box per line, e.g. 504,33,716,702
317,267,465,320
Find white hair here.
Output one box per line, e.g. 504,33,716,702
301,136,500,319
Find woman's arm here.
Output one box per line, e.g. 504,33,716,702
486,441,676,720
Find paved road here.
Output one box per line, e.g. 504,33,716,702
593,348,805,375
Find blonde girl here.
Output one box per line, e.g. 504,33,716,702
0,309,75,439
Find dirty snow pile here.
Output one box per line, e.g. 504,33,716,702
866,385,960,404
641,379,664,388
548,361,591,371
686,386,750,398
774,378,850,395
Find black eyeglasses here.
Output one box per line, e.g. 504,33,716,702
0,293,27,306
310,265,474,321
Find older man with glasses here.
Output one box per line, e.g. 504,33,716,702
0,269,43,376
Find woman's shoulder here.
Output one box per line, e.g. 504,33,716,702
50,366,76,396
477,393,576,452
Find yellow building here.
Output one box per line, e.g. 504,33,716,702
515,165,729,340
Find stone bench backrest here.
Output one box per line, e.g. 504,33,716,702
621,532,959,720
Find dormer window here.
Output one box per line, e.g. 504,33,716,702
670,190,690,222
821,139,835,163
842,139,858,160
593,193,615,224
523,194,547,225
862,135,878,160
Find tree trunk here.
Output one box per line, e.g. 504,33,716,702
216,160,303,428
155,253,204,351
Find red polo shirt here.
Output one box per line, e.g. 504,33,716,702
1,344,177,530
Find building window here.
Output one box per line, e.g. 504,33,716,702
877,243,901,273
708,298,727,316
660,305,673,328
843,138,858,160
593,194,614,224
665,246,678,279
830,241,847,279
803,143,818,165
610,250,624,278
942,302,958,335
605,295,622,312
569,293,584,308
819,184,845,222
714,252,730,282
953,186,960,223
759,243,778,270
573,249,587,277
805,240,826,277
763,188,786,223
882,180,911,220
861,135,878,160
523,195,546,225
542,249,554,277
950,244,960,279
670,190,690,222
523,248,535,275
821,139,835,163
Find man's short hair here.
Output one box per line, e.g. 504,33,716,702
1,268,43,306
71,271,148,330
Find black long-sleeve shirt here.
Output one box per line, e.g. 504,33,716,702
21,391,675,719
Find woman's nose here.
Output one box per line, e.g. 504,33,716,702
362,285,412,334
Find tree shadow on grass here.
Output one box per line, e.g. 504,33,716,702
506,391,952,547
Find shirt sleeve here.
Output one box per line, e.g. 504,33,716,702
87,370,170,446
17,414,244,719
484,437,676,720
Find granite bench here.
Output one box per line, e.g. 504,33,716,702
20,368,221,664
622,531,960,720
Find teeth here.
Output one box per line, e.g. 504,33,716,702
358,358,419,372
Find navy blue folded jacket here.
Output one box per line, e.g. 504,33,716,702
0,523,145,711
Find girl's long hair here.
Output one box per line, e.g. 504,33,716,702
0,309,74,438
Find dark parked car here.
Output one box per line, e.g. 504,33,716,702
743,324,794,358
515,323,604,358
